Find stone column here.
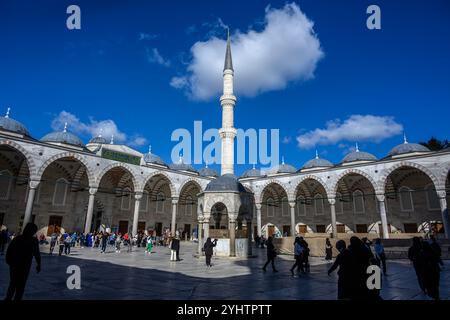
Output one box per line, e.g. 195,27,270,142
255,203,262,237
131,192,143,236
437,191,450,239
171,198,178,236
84,187,98,234
229,217,236,257
246,218,253,257
328,198,337,238
23,180,40,232
289,201,296,237
197,217,204,255
203,216,210,240
376,194,390,239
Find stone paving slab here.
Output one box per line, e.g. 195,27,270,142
0,242,448,300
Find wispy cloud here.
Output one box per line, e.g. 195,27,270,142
282,136,292,144
171,3,324,100
138,33,157,41
51,111,147,147
146,47,171,67
296,115,403,149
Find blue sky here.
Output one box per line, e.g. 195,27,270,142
1,0,449,175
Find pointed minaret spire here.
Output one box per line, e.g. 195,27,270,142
252,163,256,170
315,150,319,159
281,156,285,165
5,107,10,118
223,27,233,72
148,145,152,154
63,122,68,133
403,132,408,144
110,134,114,145
355,142,360,152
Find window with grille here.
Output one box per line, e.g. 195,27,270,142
314,194,324,215
266,198,275,217
140,191,148,212
121,188,131,211
185,195,193,216
353,190,365,214
399,186,414,212
425,185,440,211
296,196,306,216
53,178,68,206
281,197,289,216
0,170,12,200
335,192,344,214
156,192,165,213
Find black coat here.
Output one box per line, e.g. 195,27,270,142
171,239,180,251
203,240,217,255
6,235,41,269
266,241,277,259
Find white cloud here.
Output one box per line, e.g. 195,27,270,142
171,3,324,100
139,33,157,41
296,115,404,149
146,48,170,67
282,136,292,144
51,111,147,147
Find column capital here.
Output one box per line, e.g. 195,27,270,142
89,187,98,196
171,197,179,205
255,203,262,210
376,194,386,202
29,180,40,189
328,198,336,205
437,190,447,199
288,201,296,208
134,192,143,201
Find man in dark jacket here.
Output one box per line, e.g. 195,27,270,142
203,238,217,267
328,240,352,300
171,237,181,261
5,223,41,300
262,236,278,273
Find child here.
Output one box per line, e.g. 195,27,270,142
115,235,122,253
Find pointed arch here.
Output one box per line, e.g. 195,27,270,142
332,168,378,195
0,140,37,178
142,171,176,197
96,162,137,190
255,179,289,203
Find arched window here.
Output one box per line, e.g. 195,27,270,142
0,170,13,200
296,196,306,216
399,186,414,212
281,197,289,216
425,185,440,211
266,198,275,217
185,195,193,216
353,190,365,214
140,191,149,212
335,192,344,214
314,194,324,215
156,192,165,213
121,187,131,211
53,178,69,206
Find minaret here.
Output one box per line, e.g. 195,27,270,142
219,29,237,175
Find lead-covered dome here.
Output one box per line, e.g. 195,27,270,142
267,157,296,174
205,174,246,192
241,165,262,178
302,151,333,170
41,124,84,147
199,165,219,178
144,146,166,166
88,135,107,145
388,136,430,157
0,109,30,137
342,144,377,163
169,157,197,173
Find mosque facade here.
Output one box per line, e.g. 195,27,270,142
1,36,450,257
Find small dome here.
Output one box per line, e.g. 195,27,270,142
88,136,107,144
144,146,165,166
241,165,262,178
342,144,377,163
205,174,246,192
268,157,296,174
388,137,430,156
41,125,84,148
199,165,219,178
169,157,197,173
302,151,333,170
0,109,30,136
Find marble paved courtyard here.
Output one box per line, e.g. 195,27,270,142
1,242,449,300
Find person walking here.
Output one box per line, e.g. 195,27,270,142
290,237,303,276
145,236,153,254
170,237,180,261
347,236,372,300
57,233,64,256
203,238,218,267
429,235,444,267
299,237,310,273
115,234,122,253
328,240,352,300
421,241,441,300
374,238,387,275
49,233,57,255
4,223,41,301
408,237,426,293
100,232,108,254
170,237,177,261
325,238,333,261
262,236,278,273
64,233,72,255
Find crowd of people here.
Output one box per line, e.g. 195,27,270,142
1,222,447,301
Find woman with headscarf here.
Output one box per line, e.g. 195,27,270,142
203,237,218,267
325,238,333,261
5,223,41,300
